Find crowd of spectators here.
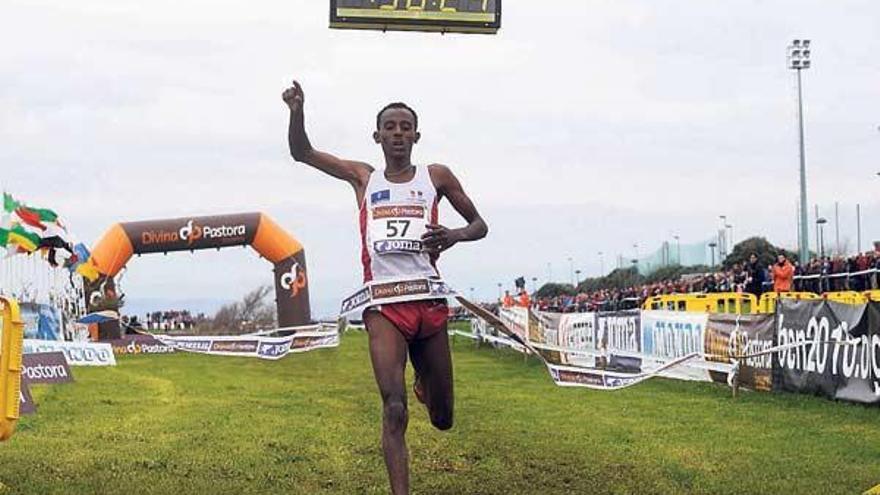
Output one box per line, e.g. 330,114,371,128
529,251,880,313
793,251,880,292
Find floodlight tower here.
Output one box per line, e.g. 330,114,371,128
788,39,812,264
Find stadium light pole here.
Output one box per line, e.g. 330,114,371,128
708,241,718,268
719,215,727,257
726,224,734,250
567,256,574,286
672,235,681,265
598,251,605,276
788,39,812,264
575,269,581,286
531,276,537,293
817,217,827,258
857,204,862,254
632,244,639,273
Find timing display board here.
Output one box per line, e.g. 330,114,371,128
330,0,501,34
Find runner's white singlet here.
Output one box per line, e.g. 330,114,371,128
359,165,439,283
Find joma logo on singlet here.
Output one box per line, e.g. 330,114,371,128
372,205,425,219
374,240,422,253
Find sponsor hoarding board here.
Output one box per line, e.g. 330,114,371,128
776,300,880,404
23,339,116,367
640,310,711,382
21,352,73,384
704,314,775,391
19,381,35,415
107,335,176,355
156,330,339,360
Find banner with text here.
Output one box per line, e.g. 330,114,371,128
22,352,74,384
704,314,775,391
640,310,711,382
776,300,880,404
156,329,339,360
23,339,116,366
108,334,176,356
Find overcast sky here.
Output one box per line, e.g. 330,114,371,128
2,1,879,317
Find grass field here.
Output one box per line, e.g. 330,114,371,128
2,326,880,494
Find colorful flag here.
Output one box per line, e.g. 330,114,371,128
4,192,59,225
31,207,58,223
7,225,41,252
2,192,19,213
14,207,47,231
76,259,101,281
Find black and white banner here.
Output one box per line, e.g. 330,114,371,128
776,300,880,404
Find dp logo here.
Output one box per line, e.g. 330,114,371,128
179,220,203,245
281,262,307,297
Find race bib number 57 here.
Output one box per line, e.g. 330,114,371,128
370,205,427,254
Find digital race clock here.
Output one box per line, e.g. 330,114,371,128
330,0,501,34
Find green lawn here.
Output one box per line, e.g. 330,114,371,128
2,326,879,494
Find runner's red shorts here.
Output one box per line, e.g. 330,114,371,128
371,299,448,342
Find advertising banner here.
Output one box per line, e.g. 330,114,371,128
597,310,642,373
23,339,116,366
19,381,35,416
776,300,880,404
107,334,176,356
704,314,775,391
457,298,705,391
639,310,711,382
156,329,339,360
497,307,529,341
19,303,63,341
21,352,73,384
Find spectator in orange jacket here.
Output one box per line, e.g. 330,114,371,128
502,290,514,308
772,254,795,292
517,289,531,308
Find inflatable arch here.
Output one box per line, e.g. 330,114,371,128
86,213,310,332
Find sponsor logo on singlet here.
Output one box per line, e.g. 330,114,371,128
370,189,391,204
374,239,423,253
371,280,431,299
372,205,425,219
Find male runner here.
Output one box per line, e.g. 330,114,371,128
282,80,487,495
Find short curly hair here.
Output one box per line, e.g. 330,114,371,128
376,102,418,130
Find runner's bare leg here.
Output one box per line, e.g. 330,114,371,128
365,310,410,495
409,322,454,430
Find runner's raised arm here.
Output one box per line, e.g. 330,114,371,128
282,80,372,195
